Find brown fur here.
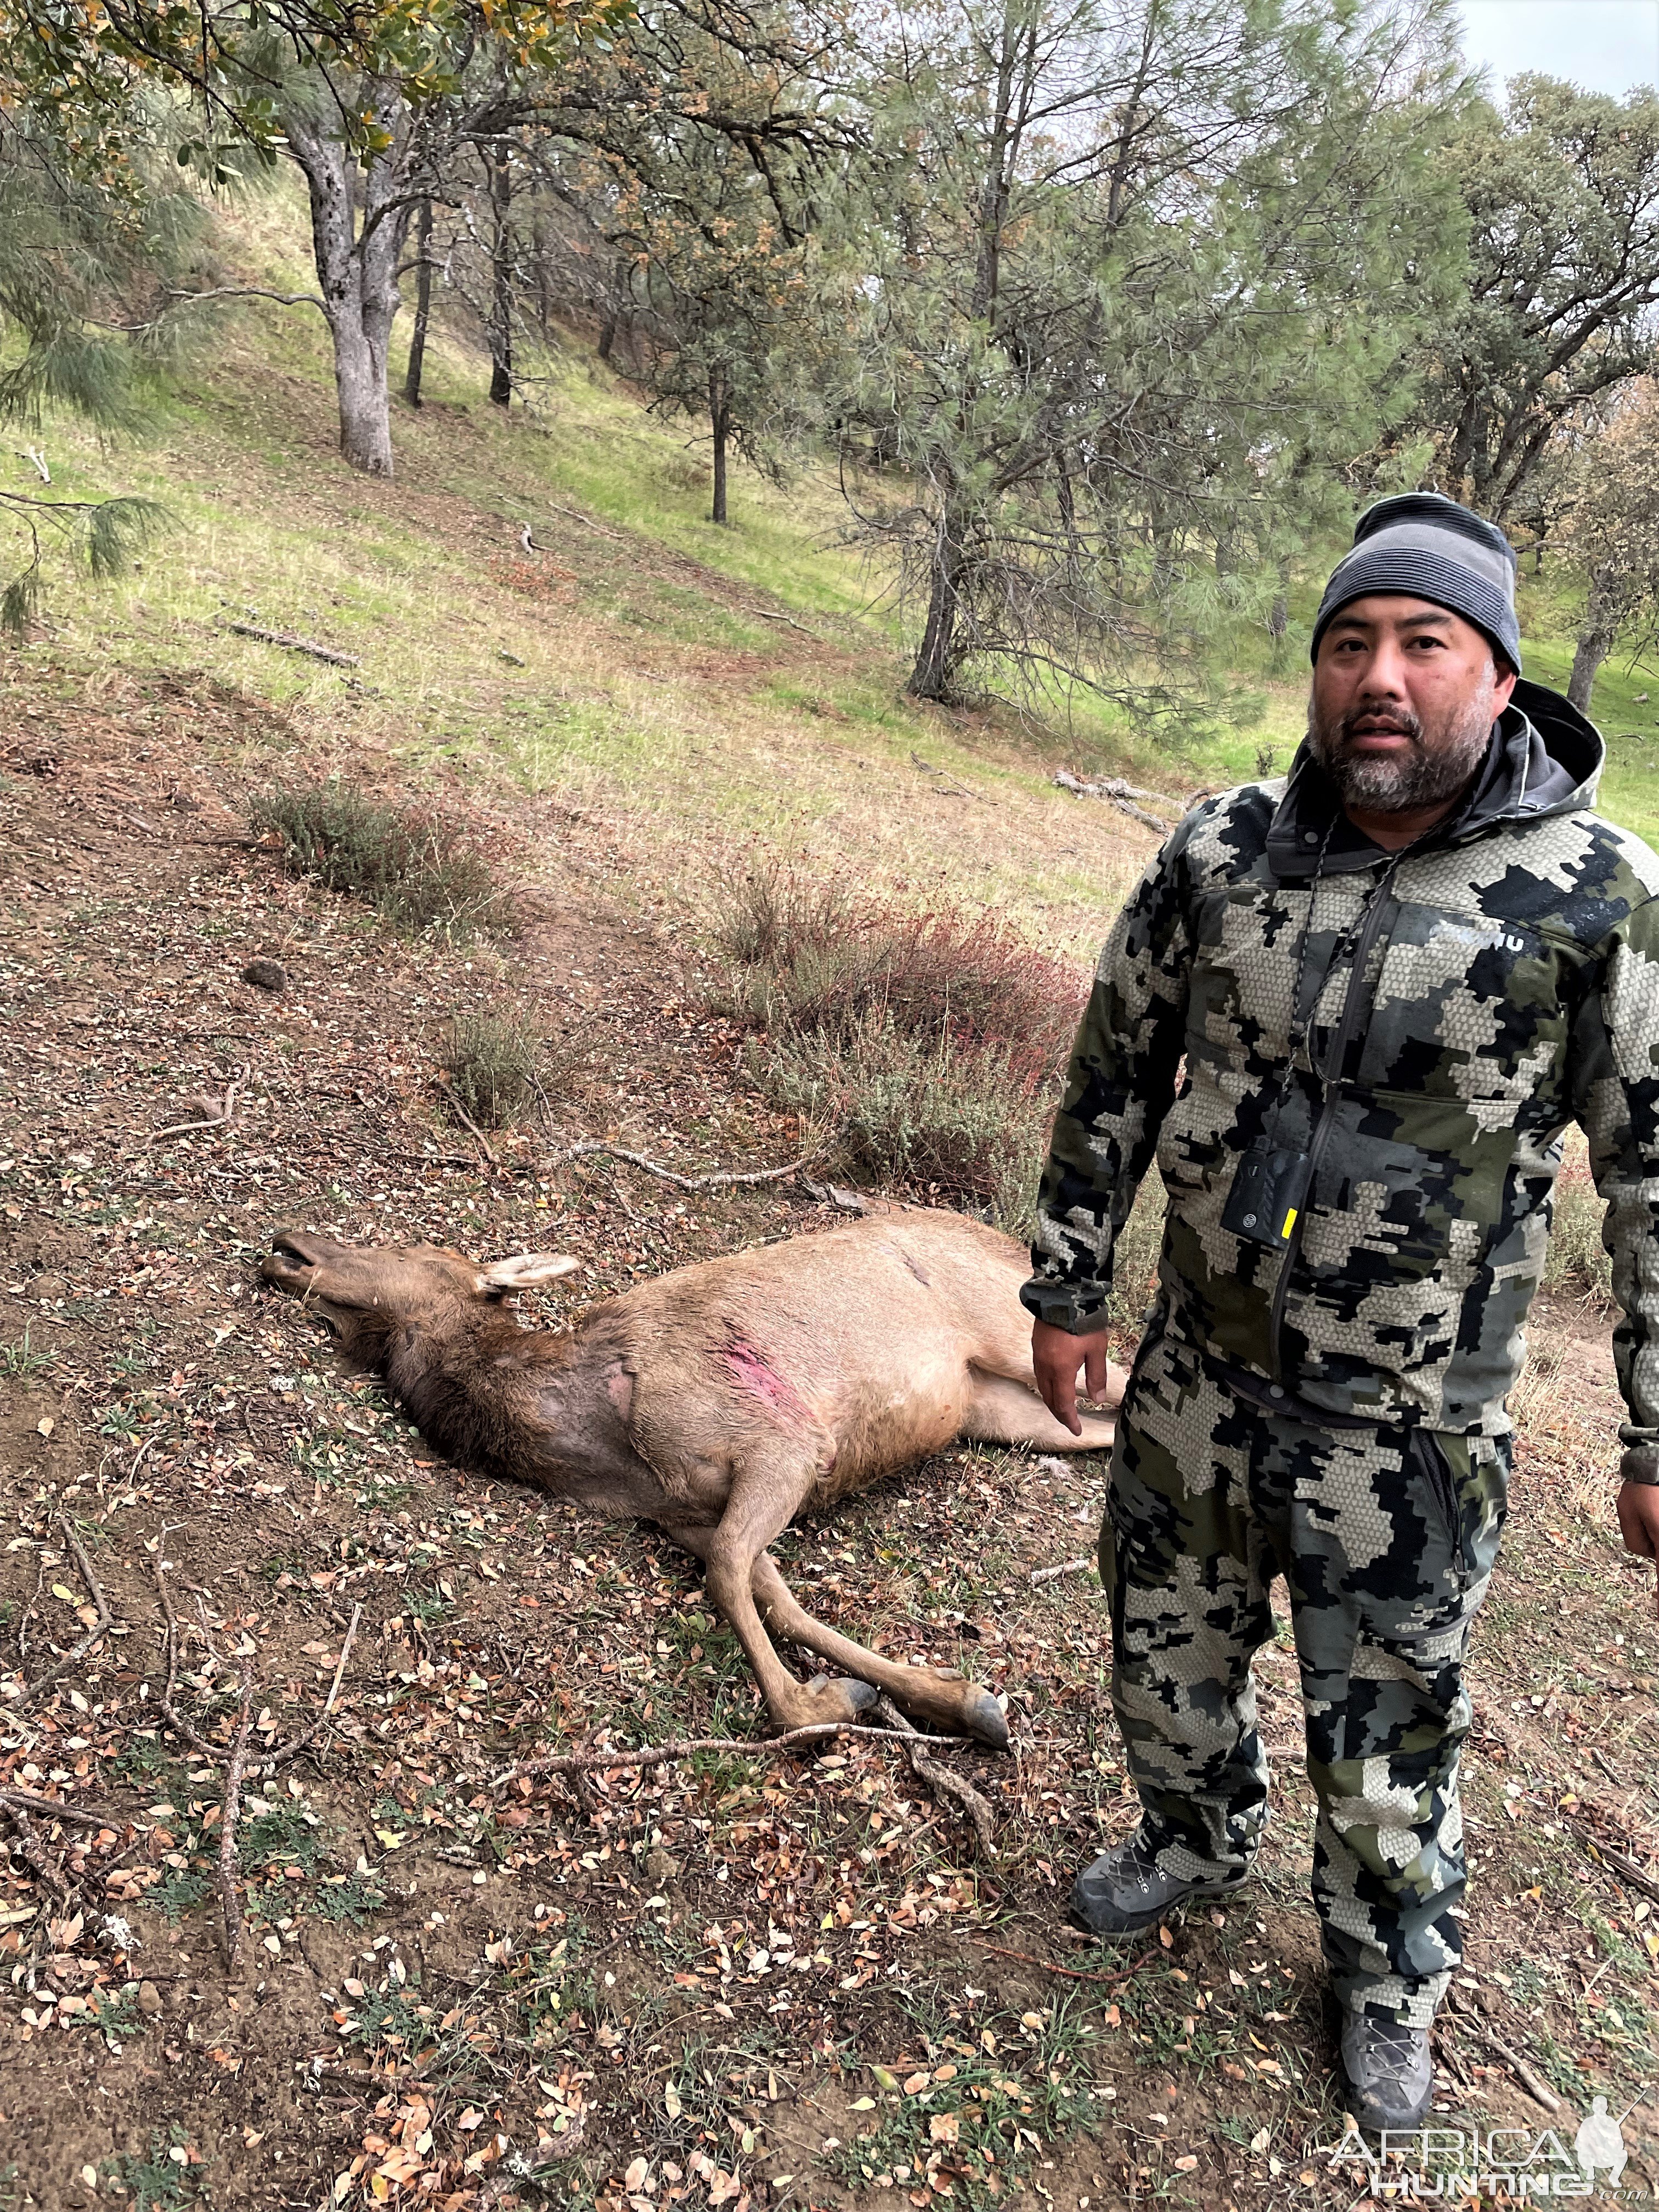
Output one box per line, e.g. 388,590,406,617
261,1212,1122,1747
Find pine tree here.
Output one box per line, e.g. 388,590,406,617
833,0,1468,709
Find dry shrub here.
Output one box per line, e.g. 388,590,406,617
250,781,507,941
713,865,1085,1227
1544,1138,1612,1308
442,1009,546,1127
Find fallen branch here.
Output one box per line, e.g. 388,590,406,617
873,1695,997,1855
437,1081,497,1165
1572,1819,1659,1906
1,1799,71,1900
225,621,360,668
544,499,623,542
490,1718,972,1790
151,1081,239,1142
911,751,991,803
153,1558,219,1759
1029,1556,1092,1585
217,1685,255,1974
0,1786,125,1830
1053,770,1178,833
1481,2030,1562,2114
547,1139,819,1193
15,1515,115,1711
967,1936,1163,1989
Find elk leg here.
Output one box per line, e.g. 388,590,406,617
749,1553,1009,1752
962,1369,1116,1452
679,1461,881,1734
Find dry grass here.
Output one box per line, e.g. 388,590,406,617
712,865,1086,1226
441,1007,548,1127
1545,1136,1613,1308
249,780,507,941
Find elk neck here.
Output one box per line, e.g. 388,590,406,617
359,1295,651,1509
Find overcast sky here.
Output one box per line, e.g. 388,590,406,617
1458,1,1658,98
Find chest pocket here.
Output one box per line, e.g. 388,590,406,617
1355,902,1568,1124
1186,881,1305,1072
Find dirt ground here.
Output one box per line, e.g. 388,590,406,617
1,664,1655,2212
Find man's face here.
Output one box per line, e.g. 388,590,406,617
1308,595,1517,814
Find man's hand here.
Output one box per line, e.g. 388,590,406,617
1617,1481,1659,1620
1032,1319,1121,1437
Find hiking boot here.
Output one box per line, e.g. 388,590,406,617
1338,2008,1434,2132
1066,1831,1250,1938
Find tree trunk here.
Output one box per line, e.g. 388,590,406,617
1568,570,1618,711
709,363,730,525
403,197,432,408
285,86,410,479
488,143,512,408
907,525,966,702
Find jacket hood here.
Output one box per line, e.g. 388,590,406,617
1266,676,1604,883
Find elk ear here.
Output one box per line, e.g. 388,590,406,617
476,1253,582,1296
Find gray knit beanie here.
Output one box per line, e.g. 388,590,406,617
1311,492,1521,674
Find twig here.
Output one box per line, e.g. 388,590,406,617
873,1694,996,1855
152,1559,218,1759
153,1562,359,1776
489,1719,973,1790
150,1081,239,1141
966,1936,1163,1989
224,621,359,668
15,1515,115,1711
2,1801,71,1899
1481,2031,1563,2114
910,751,990,803
437,1081,497,1164
266,1604,361,1769
217,1685,255,1974
1571,1812,1659,1905
1029,1556,1092,1585
546,1139,819,1193
0,1787,125,1830
544,499,623,541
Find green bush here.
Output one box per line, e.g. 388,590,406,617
442,1008,546,1127
250,780,506,941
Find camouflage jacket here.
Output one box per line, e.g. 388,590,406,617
1023,679,1659,1454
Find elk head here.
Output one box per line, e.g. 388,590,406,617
261,1229,578,1361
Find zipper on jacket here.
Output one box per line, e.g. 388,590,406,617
1267,865,1402,1383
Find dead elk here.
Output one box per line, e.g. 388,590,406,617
259,1212,1122,1748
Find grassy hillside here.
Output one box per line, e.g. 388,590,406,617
0,190,1655,2212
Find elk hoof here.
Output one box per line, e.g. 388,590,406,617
804,1673,879,1725
962,1687,1010,1752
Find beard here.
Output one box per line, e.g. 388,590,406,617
1307,674,1498,814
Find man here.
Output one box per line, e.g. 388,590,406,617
1023,491,1659,2130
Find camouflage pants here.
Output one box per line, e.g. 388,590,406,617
1099,1318,1509,2029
